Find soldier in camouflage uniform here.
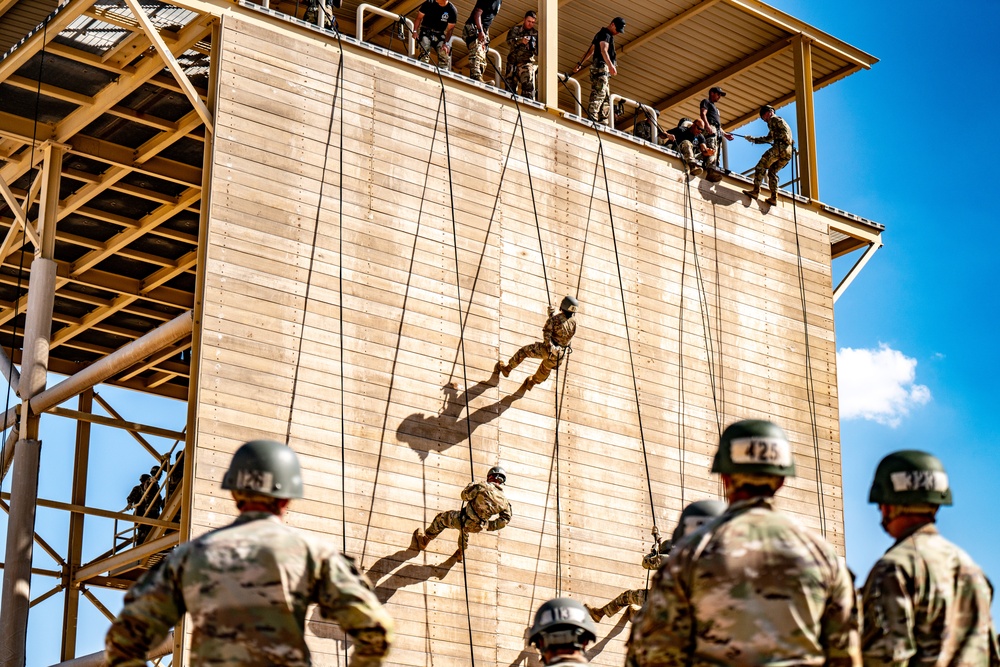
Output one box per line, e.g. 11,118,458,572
461,0,501,82
861,450,999,666
303,0,340,29
505,11,537,98
742,104,793,206
626,419,861,667
585,500,726,623
106,439,394,666
571,18,625,125
529,597,597,664
498,295,578,391
413,465,511,562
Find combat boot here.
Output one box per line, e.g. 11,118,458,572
742,188,759,199
764,194,777,206
687,161,703,176
496,361,510,377
584,603,604,623
413,528,431,551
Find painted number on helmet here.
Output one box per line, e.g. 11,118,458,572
890,470,948,493
730,437,791,466
539,606,587,625
235,469,274,492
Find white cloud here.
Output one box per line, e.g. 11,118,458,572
837,344,931,428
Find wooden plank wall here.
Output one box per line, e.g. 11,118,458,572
191,13,842,667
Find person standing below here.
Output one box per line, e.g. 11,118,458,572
626,419,861,667
106,439,394,666
413,466,511,562
505,11,538,98
861,450,999,666
498,296,578,391
584,499,726,624
662,119,712,176
412,0,458,70
529,597,597,664
571,17,625,125
462,0,501,82
699,86,733,170
742,104,793,206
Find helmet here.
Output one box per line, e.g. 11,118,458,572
222,439,304,499
559,296,579,313
759,104,775,118
611,16,626,33
150,465,161,477
712,419,795,477
528,597,596,649
671,499,727,544
487,465,507,484
869,450,952,506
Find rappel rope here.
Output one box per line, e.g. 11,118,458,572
788,149,828,538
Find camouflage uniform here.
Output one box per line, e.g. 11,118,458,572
626,496,861,667
591,549,664,619
746,114,793,196
105,511,394,666
425,480,511,551
588,66,611,125
462,23,490,80
505,307,576,386
861,523,999,666
418,31,451,70
505,24,537,98
633,119,654,143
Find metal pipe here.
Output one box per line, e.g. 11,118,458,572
609,95,658,143
557,73,582,116
0,439,41,667
18,258,57,412
29,311,192,416
49,631,174,667
487,47,502,87
0,345,19,397
356,3,415,56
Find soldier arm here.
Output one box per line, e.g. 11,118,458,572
105,560,185,667
411,10,423,34
821,558,862,667
460,481,480,502
506,26,520,49
317,553,395,666
487,502,511,531
641,552,662,570
625,560,693,667
860,560,914,667
572,44,595,73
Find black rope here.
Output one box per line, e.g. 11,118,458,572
429,62,477,667
789,150,828,537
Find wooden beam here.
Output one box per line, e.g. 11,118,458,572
538,0,558,110
92,392,166,459
619,0,722,58
45,406,186,442
122,0,215,133
793,34,818,200
726,63,858,130
0,111,54,145
68,135,203,188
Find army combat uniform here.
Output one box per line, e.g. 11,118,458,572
746,113,793,200
106,511,394,666
423,480,511,553
626,496,860,667
461,0,501,82
588,549,664,621
505,23,537,98
503,306,576,387
861,523,999,666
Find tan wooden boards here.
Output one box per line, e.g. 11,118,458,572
192,15,844,666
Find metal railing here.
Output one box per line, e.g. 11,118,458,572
356,3,415,56
446,36,502,87
557,72,582,116
609,94,658,144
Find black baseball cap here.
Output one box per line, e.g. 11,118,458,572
612,17,626,32
710,86,726,97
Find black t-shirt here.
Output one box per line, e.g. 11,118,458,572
666,125,705,147
464,0,501,33
592,27,616,68
700,98,720,130
418,0,458,32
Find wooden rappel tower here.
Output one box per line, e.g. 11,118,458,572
0,0,884,664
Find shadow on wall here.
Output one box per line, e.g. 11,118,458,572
364,546,461,604
586,610,632,660
396,366,527,460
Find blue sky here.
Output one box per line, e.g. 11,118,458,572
2,0,998,663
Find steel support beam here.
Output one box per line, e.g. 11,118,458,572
538,0,558,110
0,493,180,529
833,241,881,303
74,532,179,583
61,390,91,661
793,34,818,200
619,0,722,58
49,631,174,667
0,344,18,396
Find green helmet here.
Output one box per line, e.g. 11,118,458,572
671,499,727,544
712,419,795,477
528,597,595,650
559,296,579,313
869,450,952,506
222,439,304,499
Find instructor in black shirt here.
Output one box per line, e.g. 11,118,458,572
413,0,458,70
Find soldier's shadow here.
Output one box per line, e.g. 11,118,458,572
365,547,460,604
396,368,527,460
506,627,543,667
586,611,631,660
697,178,742,207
